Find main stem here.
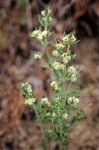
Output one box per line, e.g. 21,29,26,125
59,112,66,150
59,80,67,150
40,122,49,150
33,105,49,150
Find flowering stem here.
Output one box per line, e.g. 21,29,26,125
46,45,50,62
59,112,66,150
33,105,49,150
60,143,66,150
67,45,70,52
40,123,49,150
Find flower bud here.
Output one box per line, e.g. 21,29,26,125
34,52,42,60
63,113,68,119
67,96,80,106
50,81,58,91
38,34,43,40
60,64,65,71
52,112,56,117
62,53,71,64
52,50,59,57
55,43,65,49
62,36,68,42
52,61,60,70
30,30,41,37
41,30,49,38
41,97,50,106
41,10,45,16
71,34,76,42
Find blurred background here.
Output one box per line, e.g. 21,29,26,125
0,0,99,149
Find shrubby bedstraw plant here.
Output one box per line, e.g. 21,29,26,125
20,8,83,150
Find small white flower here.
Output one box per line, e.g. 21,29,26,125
52,61,60,70
38,33,43,40
63,56,69,64
48,130,52,133
41,97,48,103
48,8,51,14
46,112,51,116
63,113,68,119
71,35,76,42
25,98,36,105
20,83,25,88
71,76,77,82
52,61,65,71
68,66,76,72
27,86,32,93
34,52,42,60
67,96,80,106
41,10,45,16
62,36,68,42
30,30,41,37
25,82,28,85
60,64,65,71
62,53,71,64
68,66,78,82
52,112,56,117
74,98,80,104
67,97,73,103
50,81,58,91
41,30,49,37
55,43,65,49
49,17,52,22
21,82,33,93
52,50,59,57
41,97,50,106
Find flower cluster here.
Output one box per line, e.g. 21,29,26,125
68,66,78,82
52,61,60,70
67,96,79,107
30,8,52,48
49,96,69,124
50,81,58,91
55,43,65,50
62,53,71,64
30,29,40,38
50,33,77,81
47,111,68,121
25,98,36,105
52,61,65,71
52,50,59,57
34,52,42,60
41,97,50,106
21,82,32,92
39,8,52,28
52,112,56,117
63,113,68,119
20,82,33,99
62,32,76,45
30,29,51,42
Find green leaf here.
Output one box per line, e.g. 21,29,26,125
64,126,71,132
71,54,76,60
53,70,62,79
18,0,26,6
76,109,84,120
38,16,45,27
